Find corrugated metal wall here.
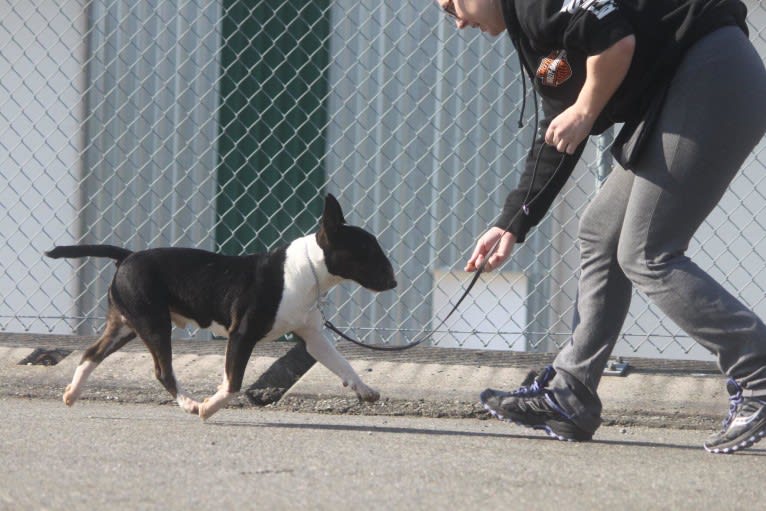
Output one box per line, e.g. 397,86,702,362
78,0,220,333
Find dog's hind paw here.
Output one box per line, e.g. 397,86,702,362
198,403,212,421
197,397,216,420
176,394,200,415
198,391,233,421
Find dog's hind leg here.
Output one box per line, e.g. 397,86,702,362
131,314,201,415
64,308,136,406
199,330,257,420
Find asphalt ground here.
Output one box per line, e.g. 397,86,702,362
0,332,730,431
3,397,764,511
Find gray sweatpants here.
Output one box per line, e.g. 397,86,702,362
550,26,766,434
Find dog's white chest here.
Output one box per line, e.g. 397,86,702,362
268,284,321,337
265,237,330,337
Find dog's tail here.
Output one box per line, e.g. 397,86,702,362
45,244,133,263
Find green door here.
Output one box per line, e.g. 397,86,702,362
217,0,330,254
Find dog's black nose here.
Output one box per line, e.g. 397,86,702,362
368,277,396,292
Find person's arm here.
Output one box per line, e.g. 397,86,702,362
465,36,635,273
465,104,584,272
546,35,635,154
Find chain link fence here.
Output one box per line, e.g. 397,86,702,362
2,1,765,362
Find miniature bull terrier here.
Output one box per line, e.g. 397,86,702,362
45,194,396,420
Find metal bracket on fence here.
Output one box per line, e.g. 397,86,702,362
603,357,630,376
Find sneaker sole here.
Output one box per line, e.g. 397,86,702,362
704,427,766,454
481,401,577,442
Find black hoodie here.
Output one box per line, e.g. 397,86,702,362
495,0,748,242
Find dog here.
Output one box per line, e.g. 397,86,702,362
45,194,397,420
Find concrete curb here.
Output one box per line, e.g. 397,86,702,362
0,334,729,430
280,358,727,429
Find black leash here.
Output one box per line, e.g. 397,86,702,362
323,265,485,351
321,147,570,352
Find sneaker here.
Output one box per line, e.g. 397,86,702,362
480,365,593,442
704,378,766,454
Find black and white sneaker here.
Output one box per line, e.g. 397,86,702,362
480,366,593,442
704,378,766,454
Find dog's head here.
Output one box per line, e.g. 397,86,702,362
316,194,397,292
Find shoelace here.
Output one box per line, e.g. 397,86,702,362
510,365,556,397
721,377,744,429
507,364,577,421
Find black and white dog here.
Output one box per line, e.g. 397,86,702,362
45,194,396,420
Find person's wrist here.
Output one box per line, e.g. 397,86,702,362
494,227,516,240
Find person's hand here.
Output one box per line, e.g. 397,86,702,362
545,105,595,154
545,36,634,155
465,227,517,272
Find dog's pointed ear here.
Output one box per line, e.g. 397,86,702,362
318,194,345,243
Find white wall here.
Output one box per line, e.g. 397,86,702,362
432,270,528,350
0,1,87,333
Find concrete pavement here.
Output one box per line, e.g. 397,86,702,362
0,332,729,430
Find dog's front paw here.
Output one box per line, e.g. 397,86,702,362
353,384,380,403
63,384,78,406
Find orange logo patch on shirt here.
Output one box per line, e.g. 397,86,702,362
536,50,572,87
